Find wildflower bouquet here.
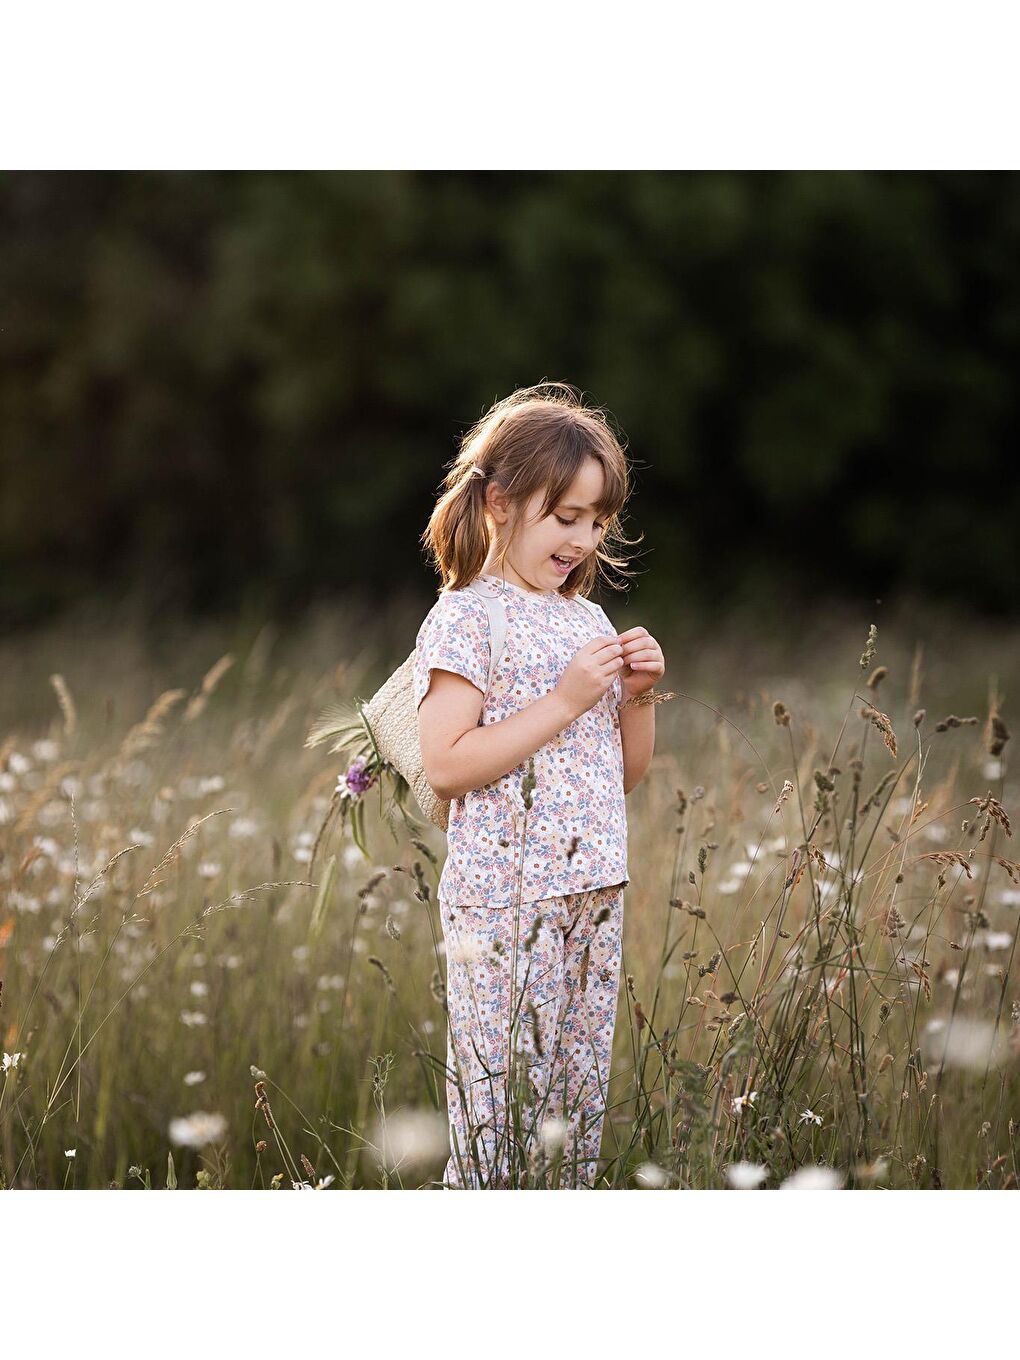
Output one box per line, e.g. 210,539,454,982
304,687,430,860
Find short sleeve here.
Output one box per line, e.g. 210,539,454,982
414,590,491,711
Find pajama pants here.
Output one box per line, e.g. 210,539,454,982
438,882,625,1189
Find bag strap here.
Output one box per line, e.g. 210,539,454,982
465,578,509,693
572,593,602,624
464,579,604,696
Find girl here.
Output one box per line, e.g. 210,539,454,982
414,382,665,1188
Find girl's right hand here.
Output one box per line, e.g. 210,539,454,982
554,637,625,719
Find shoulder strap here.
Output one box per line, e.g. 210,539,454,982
464,579,509,693
572,594,602,623
461,582,602,695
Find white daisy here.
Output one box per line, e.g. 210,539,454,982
925,1016,1003,1072
725,1161,768,1189
780,1164,844,1190
982,931,1013,951
540,1117,568,1153
168,1112,228,1148
371,1108,450,1173
634,1162,669,1188
229,816,260,840
293,1174,336,1190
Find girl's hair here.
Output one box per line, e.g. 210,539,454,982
421,381,642,598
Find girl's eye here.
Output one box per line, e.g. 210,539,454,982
556,515,605,530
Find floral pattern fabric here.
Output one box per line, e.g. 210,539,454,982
413,573,629,908
440,882,625,1188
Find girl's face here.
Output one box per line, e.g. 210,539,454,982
483,456,608,595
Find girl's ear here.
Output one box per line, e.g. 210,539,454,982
485,481,512,527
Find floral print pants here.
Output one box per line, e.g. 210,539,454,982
439,882,625,1189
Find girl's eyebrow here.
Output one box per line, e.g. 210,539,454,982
558,503,599,512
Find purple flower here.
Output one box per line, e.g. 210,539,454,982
344,756,376,796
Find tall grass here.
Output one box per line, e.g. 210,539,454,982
1,597,1017,1188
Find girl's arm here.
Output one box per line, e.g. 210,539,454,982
423,672,578,802
620,702,655,795
419,621,625,802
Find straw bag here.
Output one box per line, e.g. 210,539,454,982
358,578,513,833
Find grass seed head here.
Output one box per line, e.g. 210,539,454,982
860,704,898,758
859,623,878,671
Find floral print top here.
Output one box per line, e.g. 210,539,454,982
413,572,629,907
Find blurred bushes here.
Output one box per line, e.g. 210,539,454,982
1,170,1018,627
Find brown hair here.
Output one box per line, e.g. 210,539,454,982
421,381,641,598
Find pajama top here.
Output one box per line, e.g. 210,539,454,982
413,572,630,907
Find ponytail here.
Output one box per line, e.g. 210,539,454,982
422,461,504,594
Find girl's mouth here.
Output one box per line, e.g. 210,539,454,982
550,554,576,575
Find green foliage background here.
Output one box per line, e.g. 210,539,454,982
2,170,1017,626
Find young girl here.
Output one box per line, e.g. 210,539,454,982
413,382,665,1188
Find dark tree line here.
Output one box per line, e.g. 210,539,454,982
1,170,1017,629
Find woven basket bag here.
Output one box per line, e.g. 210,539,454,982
360,578,511,833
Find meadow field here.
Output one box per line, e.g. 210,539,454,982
2,588,1018,1189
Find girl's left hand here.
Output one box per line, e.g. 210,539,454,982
616,626,666,701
